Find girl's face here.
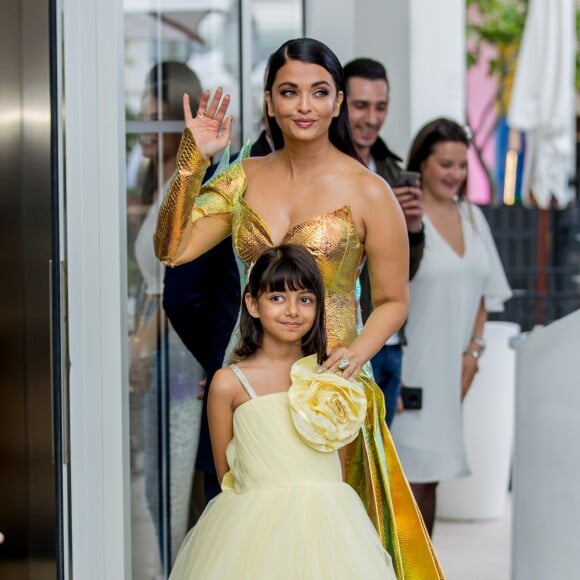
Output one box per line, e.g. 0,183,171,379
138,95,181,167
420,141,468,202
245,284,318,345
264,59,343,143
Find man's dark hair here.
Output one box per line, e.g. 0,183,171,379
343,58,390,93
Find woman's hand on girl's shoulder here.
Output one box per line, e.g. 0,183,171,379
183,88,233,160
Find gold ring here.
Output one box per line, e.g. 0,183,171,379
196,112,205,118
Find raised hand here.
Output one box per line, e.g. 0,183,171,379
183,87,233,159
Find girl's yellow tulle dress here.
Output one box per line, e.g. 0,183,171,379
169,356,396,579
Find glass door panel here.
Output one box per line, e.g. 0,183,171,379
123,1,302,576
249,0,304,137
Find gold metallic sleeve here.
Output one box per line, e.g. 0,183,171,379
153,129,248,266
154,129,210,265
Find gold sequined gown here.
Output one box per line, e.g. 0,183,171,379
155,131,445,579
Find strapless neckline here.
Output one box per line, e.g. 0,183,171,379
237,170,354,247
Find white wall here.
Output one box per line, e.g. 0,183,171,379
408,0,466,135
304,0,355,65
307,0,466,161
353,0,411,159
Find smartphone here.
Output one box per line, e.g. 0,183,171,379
400,386,423,410
392,170,421,188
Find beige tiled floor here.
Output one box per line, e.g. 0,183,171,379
432,495,512,580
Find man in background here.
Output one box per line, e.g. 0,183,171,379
343,58,425,426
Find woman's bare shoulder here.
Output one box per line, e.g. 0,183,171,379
343,159,394,203
242,153,274,179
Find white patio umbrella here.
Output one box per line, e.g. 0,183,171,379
507,0,576,208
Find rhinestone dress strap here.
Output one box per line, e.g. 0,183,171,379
230,365,257,399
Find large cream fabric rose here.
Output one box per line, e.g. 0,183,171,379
288,354,367,452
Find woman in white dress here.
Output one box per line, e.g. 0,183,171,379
390,118,512,536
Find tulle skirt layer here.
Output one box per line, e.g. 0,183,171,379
169,481,396,580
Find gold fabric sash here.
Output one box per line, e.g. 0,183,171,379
345,374,445,579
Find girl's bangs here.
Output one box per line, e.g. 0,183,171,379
260,261,314,293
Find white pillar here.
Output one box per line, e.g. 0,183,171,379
437,321,520,520
511,309,580,579
304,0,355,64
63,0,130,577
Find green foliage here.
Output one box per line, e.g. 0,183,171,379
467,0,580,90
466,0,528,77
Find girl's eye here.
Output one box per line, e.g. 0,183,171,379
270,294,284,302
280,89,297,97
301,295,315,304
313,89,329,97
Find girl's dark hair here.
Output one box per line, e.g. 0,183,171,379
264,37,361,163
406,117,471,201
234,244,327,364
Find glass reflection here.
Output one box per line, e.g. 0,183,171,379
124,1,303,577
127,61,206,578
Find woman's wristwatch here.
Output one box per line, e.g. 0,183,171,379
463,348,481,360
469,335,486,350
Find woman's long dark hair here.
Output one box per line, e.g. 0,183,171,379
264,37,361,163
234,244,327,364
406,117,471,201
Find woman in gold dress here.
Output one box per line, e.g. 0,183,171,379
154,37,444,579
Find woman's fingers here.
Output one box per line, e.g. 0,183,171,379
184,88,230,126
321,348,362,379
214,93,231,121
195,89,211,116
183,93,194,124
204,87,225,119
340,361,362,380
222,115,233,137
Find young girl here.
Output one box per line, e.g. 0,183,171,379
168,244,396,579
